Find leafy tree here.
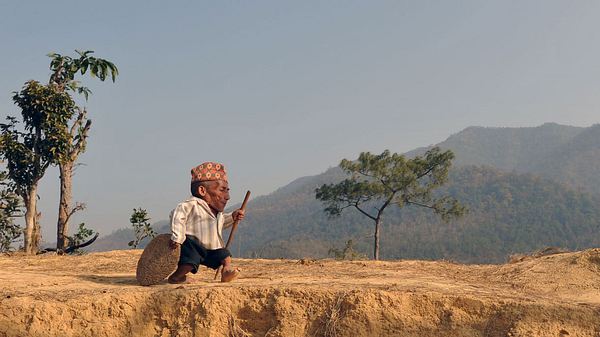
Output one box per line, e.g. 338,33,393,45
46,50,118,252
65,222,96,254
0,170,23,252
1,81,76,253
128,208,156,248
315,147,466,260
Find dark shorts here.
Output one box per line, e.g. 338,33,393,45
179,235,231,273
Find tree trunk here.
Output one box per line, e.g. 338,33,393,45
57,162,73,252
374,217,381,260
32,211,42,251
23,185,39,254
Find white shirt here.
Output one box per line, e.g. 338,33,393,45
170,196,234,249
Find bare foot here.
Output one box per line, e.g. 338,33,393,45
168,264,193,284
167,274,187,284
221,268,240,282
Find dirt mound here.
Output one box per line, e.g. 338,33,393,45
1,249,600,337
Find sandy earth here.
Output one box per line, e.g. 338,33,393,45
1,249,600,337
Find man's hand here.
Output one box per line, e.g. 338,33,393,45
169,240,181,250
232,209,245,222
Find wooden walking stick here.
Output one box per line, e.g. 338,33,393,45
214,190,251,279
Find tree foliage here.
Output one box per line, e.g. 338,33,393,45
48,50,118,100
64,223,96,254
0,171,23,252
0,80,77,253
128,208,156,248
1,82,76,192
46,50,118,252
0,50,117,254
316,147,466,259
46,49,117,164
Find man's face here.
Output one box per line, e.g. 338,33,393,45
200,180,230,213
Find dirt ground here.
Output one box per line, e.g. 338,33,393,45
1,249,600,337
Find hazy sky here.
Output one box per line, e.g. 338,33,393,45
1,1,599,240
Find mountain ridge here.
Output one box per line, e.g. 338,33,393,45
92,123,600,263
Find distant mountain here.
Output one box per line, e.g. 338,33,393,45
233,165,600,263
408,123,600,194
92,123,600,263
526,125,600,194
90,220,169,252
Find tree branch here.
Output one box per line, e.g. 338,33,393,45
405,199,436,210
71,119,91,158
380,178,395,193
338,204,353,212
416,164,436,180
64,202,86,226
69,108,86,138
64,232,98,253
377,194,395,218
40,232,99,254
354,203,377,221
357,169,377,179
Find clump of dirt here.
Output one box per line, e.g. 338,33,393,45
508,246,570,263
1,249,600,337
576,249,600,270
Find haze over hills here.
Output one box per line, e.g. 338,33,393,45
93,123,600,263
408,123,600,194
406,123,584,169
231,165,600,263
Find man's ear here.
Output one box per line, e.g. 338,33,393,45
198,185,207,197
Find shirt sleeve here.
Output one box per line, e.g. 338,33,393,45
170,202,190,244
223,212,234,229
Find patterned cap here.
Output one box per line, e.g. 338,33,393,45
191,162,228,182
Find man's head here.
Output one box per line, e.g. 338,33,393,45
190,162,230,213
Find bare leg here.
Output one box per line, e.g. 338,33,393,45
168,264,194,284
222,256,233,270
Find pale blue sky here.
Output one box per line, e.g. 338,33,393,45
1,1,599,240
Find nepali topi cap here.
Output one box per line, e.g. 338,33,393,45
191,162,228,182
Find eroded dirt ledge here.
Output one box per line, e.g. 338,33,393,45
1,249,600,337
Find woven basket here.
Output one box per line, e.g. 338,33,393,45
136,234,180,286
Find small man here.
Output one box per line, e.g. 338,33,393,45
167,162,245,283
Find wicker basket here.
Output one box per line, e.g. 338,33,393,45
136,234,180,286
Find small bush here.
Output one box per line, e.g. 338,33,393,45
128,208,156,248
328,240,366,261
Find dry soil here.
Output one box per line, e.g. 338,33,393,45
1,249,600,337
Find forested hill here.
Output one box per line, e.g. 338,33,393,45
406,123,583,170
407,123,600,194
92,123,600,263
232,165,600,263
94,165,600,264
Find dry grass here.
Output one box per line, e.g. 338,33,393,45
322,292,348,337
228,314,251,337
